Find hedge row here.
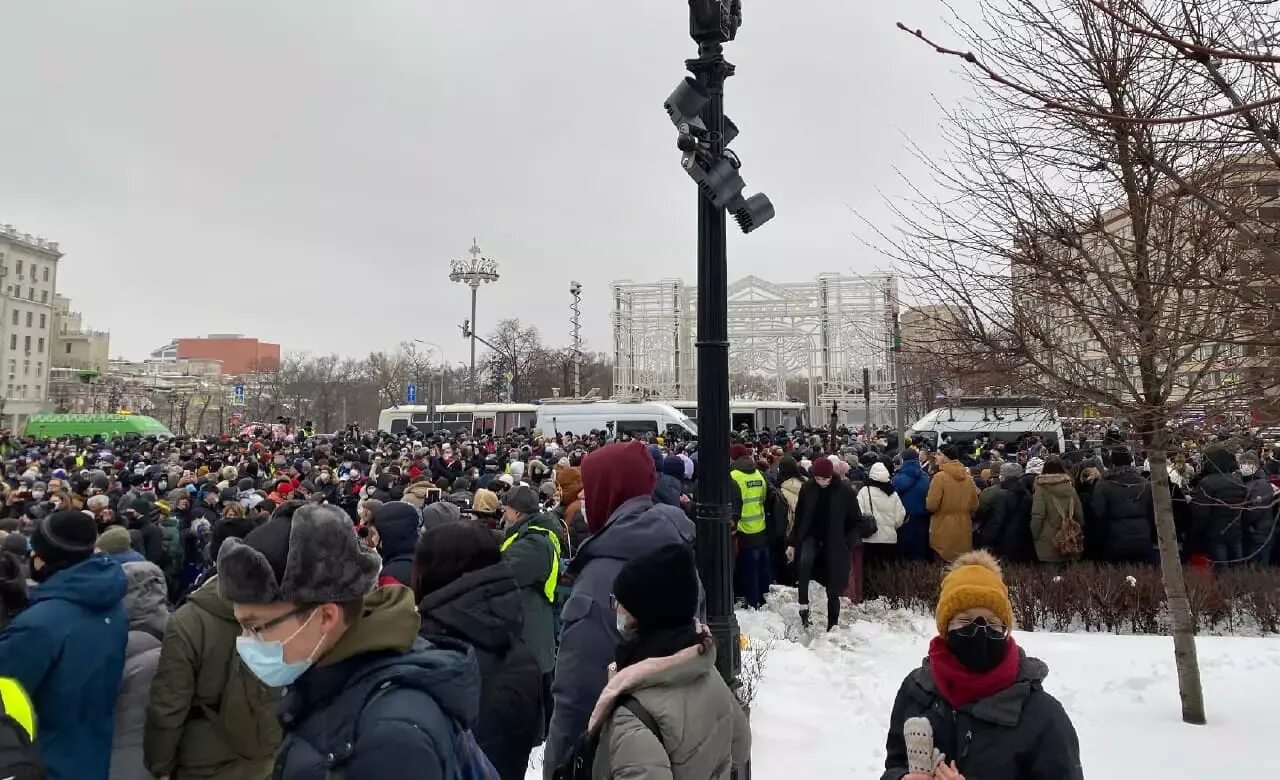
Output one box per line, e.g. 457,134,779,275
863,561,1280,635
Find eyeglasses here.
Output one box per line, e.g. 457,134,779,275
950,616,1008,640
241,605,315,641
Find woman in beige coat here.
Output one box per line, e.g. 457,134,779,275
589,544,750,779
925,445,981,562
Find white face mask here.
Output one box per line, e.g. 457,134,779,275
616,608,632,636
1241,465,1257,477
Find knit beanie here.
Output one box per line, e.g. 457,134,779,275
935,550,1014,636
999,462,1023,480
613,543,699,630
730,443,750,461
810,457,834,479
31,510,98,573
96,525,134,555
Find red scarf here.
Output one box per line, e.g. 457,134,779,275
927,634,1021,709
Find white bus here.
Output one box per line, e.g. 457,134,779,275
535,400,698,439
667,400,807,432
907,396,1066,453
377,403,539,436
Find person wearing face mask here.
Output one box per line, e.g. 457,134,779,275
0,510,128,780
1238,451,1278,565
215,503,482,779
881,551,1083,780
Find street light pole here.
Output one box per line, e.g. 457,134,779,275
449,239,500,403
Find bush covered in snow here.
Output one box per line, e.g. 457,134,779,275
864,561,1280,635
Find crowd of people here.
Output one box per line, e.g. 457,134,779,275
3,416,1270,778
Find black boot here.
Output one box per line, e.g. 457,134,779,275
799,606,811,629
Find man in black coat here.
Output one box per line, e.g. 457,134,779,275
1091,449,1155,564
1191,447,1248,564
975,462,1033,561
126,496,167,568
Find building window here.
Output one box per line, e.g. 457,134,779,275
27,287,33,301
6,360,13,376
41,267,48,282
15,260,22,276
24,312,31,327
64,343,70,355
23,336,30,352
7,335,14,350
38,314,44,329
5,385,11,398
36,362,42,378
23,361,29,376
9,310,15,326
40,290,47,304
37,337,44,353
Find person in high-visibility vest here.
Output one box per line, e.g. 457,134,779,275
729,443,773,609
0,676,40,778
498,484,562,731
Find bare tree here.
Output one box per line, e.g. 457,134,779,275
481,319,548,402
877,0,1280,725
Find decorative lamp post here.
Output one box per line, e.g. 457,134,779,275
449,239,500,401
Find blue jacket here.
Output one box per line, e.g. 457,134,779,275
892,460,932,518
0,553,128,780
275,587,481,780
542,496,695,777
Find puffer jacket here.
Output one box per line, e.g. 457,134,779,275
1190,449,1247,553
112,561,170,780
857,483,907,544
925,460,980,562
891,459,931,518
1242,470,1278,557
144,576,281,780
881,652,1083,780
1091,465,1154,559
1030,474,1085,563
590,637,750,780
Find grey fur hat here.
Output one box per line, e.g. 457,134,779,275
217,503,380,605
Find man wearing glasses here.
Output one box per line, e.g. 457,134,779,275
215,503,481,779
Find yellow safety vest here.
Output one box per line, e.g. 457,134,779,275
0,677,35,743
500,524,562,603
731,469,768,536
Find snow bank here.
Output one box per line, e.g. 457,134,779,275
741,587,1280,779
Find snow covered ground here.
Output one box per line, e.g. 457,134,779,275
528,586,1280,778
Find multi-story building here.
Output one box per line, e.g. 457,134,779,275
149,334,280,375
0,223,60,430
52,294,110,374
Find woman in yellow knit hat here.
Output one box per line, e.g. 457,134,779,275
881,551,1083,780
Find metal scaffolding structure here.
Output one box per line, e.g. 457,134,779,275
611,273,900,427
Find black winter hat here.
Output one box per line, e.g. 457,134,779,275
31,510,98,573
613,543,699,631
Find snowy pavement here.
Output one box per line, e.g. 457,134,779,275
527,587,1280,778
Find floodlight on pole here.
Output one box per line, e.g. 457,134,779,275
570,281,583,398
449,239,500,402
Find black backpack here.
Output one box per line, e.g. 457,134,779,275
551,697,660,780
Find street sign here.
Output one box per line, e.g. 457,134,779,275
233,384,245,405
407,383,417,403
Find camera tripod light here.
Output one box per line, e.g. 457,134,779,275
665,77,709,134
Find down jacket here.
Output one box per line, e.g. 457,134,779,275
590,637,750,780
144,576,281,780
891,458,931,518
882,652,1083,780
1190,448,1248,555
111,562,170,780
857,482,907,545
925,460,981,562
1090,465,1154,559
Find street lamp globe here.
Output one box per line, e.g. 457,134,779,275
449,239,501,288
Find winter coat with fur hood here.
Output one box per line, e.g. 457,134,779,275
1030,473,1085,563
590,635,750,780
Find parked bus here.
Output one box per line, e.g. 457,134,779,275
667,400,807,432
377,403,538,436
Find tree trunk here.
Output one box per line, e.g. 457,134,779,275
1145,436,1207,725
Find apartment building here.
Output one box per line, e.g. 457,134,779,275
0,223,60,430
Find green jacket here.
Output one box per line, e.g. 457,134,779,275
159,514,184,582
592,640,751,780
144,576,281,779
501,513,561,673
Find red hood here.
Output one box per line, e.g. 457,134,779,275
581,441,657,534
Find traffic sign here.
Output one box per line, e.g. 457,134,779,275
407,383,417,403
233,384,245,405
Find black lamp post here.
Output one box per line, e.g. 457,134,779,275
670,0,774,699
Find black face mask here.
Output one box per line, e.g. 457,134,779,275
946,618,1009,673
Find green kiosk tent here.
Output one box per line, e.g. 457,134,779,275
24,413,173,439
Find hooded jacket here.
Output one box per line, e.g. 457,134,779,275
1191,448,1248,551
881,652,1083,780
544,442,695,777
857,467,907,545
976,477,1033,561
1030,473,1085,563
1242,469,1279,555
402,480,437,509
925,460,981,562
590,637,750,780
1090,464,1155,558
0,553,128,780
145,575,282,780
274,585,481,780
417,561,542,780
556,466,583,526
501,511,561,674
374,501,422,588
892,458,932,518
112,562,170,780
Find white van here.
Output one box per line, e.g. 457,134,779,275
907,396,1066,453
535,401,698,439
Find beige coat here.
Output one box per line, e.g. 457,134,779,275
925,460,981,562
590,637,750,780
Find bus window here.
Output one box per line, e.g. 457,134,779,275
616,419,659,436
411,413,430,423
389,418,409,434
731,412,754,432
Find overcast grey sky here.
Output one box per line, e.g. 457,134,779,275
0,1,971,362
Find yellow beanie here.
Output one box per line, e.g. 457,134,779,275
935,550,1014,635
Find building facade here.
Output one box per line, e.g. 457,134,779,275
0,224,61,430
52,295,110,374
150,334,280,375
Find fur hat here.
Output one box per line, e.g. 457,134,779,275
935,550,1014,636
472,488,501,516
217,503,379,605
